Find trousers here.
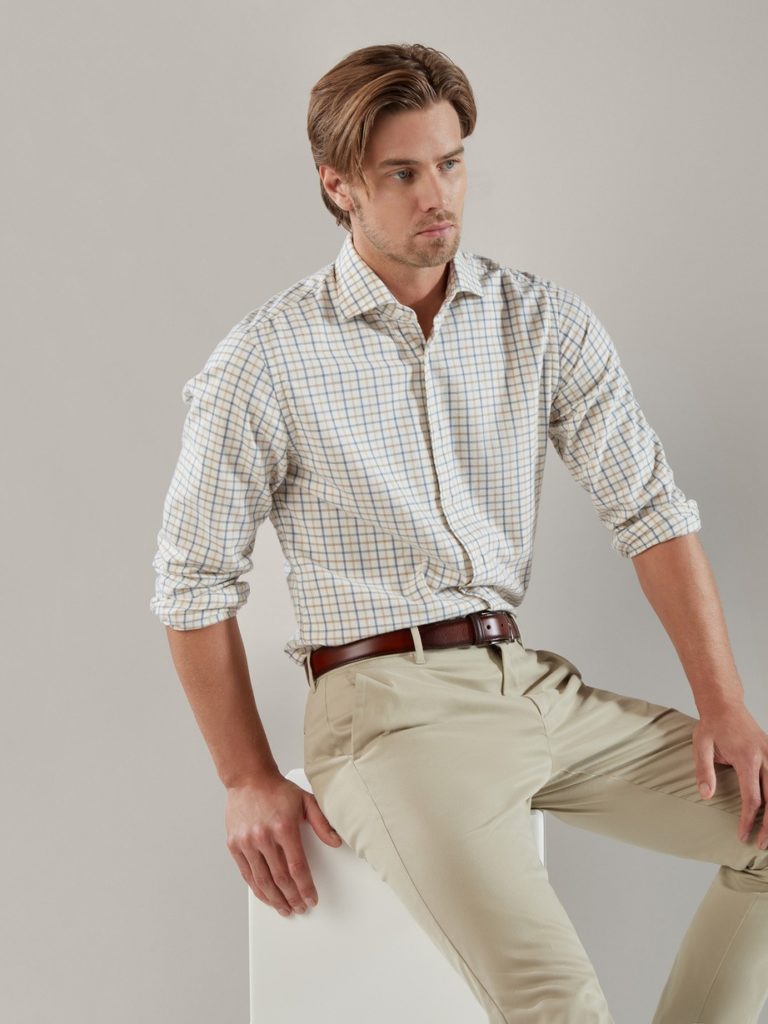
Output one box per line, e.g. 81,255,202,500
302,624,768,1023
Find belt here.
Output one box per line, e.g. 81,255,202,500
308,609,521,683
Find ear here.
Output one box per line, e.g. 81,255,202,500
318,166,352,213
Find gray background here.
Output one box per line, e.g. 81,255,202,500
2,1,766,1021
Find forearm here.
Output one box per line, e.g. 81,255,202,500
631,533,746,718
165,615,280,787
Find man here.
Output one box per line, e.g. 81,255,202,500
151,43,768,1022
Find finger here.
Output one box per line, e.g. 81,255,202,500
229,846,283,912
303,792,342,847
241,841,294,915
226,827,285,910
259,834,310,914
693,728,716,799
278,825,320,907
736,760,763,843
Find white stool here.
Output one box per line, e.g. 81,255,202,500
249,767,546,1022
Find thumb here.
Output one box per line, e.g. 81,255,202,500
694,731,716,799
303,792,343,847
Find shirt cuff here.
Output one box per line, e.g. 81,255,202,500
611,499,702,558
149,584,248,630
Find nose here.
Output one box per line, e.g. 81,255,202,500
417,168,451,211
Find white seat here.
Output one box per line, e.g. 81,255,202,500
249,767,546,1022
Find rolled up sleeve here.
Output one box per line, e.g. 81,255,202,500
547,286,701,558
150,316,290,628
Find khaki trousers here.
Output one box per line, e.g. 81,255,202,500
303,626,768,1023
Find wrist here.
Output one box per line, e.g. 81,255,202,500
695,694,747,721
222,765,281,790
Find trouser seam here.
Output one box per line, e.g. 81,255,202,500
349,757,510,1024
694,893,758,1020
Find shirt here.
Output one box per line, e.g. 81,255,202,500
150,231,702,668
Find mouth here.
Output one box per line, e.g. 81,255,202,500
418,223,454,237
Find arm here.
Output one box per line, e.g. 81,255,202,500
165,616,340,916
547,285,702,558
632,531,768,851
164,615,280,790
546,285,767,849
151,319,340,917
631,533,744,717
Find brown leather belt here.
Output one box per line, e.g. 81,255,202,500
308,609,521,683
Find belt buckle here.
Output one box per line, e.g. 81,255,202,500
467,609,506,646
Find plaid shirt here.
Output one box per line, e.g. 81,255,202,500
150,232,701,667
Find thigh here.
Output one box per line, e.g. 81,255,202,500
303,646,615,1022
519,645,768,884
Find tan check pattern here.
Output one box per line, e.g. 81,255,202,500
150,232,701,667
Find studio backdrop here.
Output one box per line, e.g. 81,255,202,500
1,2,766,1022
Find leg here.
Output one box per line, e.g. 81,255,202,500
304,633,615,1023
507,642,768,1024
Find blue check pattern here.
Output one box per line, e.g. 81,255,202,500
150,232,701,667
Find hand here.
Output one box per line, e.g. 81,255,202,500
693,704,768,849
224,773,343,917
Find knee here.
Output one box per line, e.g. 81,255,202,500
720,855,768,894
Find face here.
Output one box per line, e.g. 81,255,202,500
322,100,467,272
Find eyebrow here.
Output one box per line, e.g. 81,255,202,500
376,145,465,170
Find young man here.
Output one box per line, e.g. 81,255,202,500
151,43,768,1023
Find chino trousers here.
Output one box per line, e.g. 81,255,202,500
302,624,768,1023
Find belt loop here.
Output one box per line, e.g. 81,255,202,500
304,651,319,692
409,625,426,664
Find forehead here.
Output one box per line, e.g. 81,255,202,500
364,100,462,165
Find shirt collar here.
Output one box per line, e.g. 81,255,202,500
333,230,484,323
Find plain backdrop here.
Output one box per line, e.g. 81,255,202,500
2,1,766,1021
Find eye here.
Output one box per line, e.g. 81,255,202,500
392,159,461,182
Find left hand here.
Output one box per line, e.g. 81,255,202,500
692,703,768,849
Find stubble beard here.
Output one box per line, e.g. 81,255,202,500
351,193,460,269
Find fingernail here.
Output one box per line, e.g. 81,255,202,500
699,783,711,798
307,896,317,906
760,838,768,850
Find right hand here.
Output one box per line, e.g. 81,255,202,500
224,772,343,916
